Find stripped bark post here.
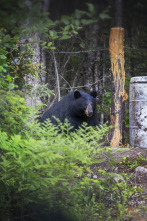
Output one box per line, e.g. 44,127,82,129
108,27,128,146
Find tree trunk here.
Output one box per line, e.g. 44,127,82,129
25,0,51,107
84,22,100,91
108,27,128,146
52,50,61,101
24,33,42,107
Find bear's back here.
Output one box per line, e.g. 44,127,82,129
40,92,74,123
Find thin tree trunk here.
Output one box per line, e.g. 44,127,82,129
100,39,106,125
53,50,61,101
85,23,99,91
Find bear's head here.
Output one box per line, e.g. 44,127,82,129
73,90,97,118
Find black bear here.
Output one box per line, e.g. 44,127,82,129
40,90,99,131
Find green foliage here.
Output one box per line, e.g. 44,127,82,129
0,30,10,76
102,91,111,105
39,3,100,46
0,116,135,220
0,90,31,135
0,1,106,95
99,6,112,20
0,28,42,92
97,92,111,119
121,155,147,170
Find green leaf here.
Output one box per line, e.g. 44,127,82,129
0,66,4,72
0,55,7,60
64,25,71,31
61,15,70,25
47,42,52,47
86,3,95,14
80,42,85,48
81,19,97,25
8,83,16,90
49,30,58,39
72,30,78,35
99,13,111,20
4,34,11,42
41,42,47,46
50,47,56,50
74,19,80,26
74,9,85,19
6,75,12,83
3,68,7,73
60,35,71,40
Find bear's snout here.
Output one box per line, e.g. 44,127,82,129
85,103,93,117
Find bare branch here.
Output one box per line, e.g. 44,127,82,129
55,48,108,54
60,79,103,90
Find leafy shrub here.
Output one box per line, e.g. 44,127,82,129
0,90,31,135
0,119,132,221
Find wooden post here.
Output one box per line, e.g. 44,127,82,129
108,27,128,147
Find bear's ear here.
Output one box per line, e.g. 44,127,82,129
74,91,81,99
90,91,97,98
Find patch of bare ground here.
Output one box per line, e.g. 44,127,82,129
94,147,147,220
116,147,147,221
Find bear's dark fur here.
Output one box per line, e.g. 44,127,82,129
40,90,99,131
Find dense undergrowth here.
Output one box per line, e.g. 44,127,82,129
0,91,136,221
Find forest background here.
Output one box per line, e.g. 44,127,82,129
0,0,147,220
0,0,146,126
